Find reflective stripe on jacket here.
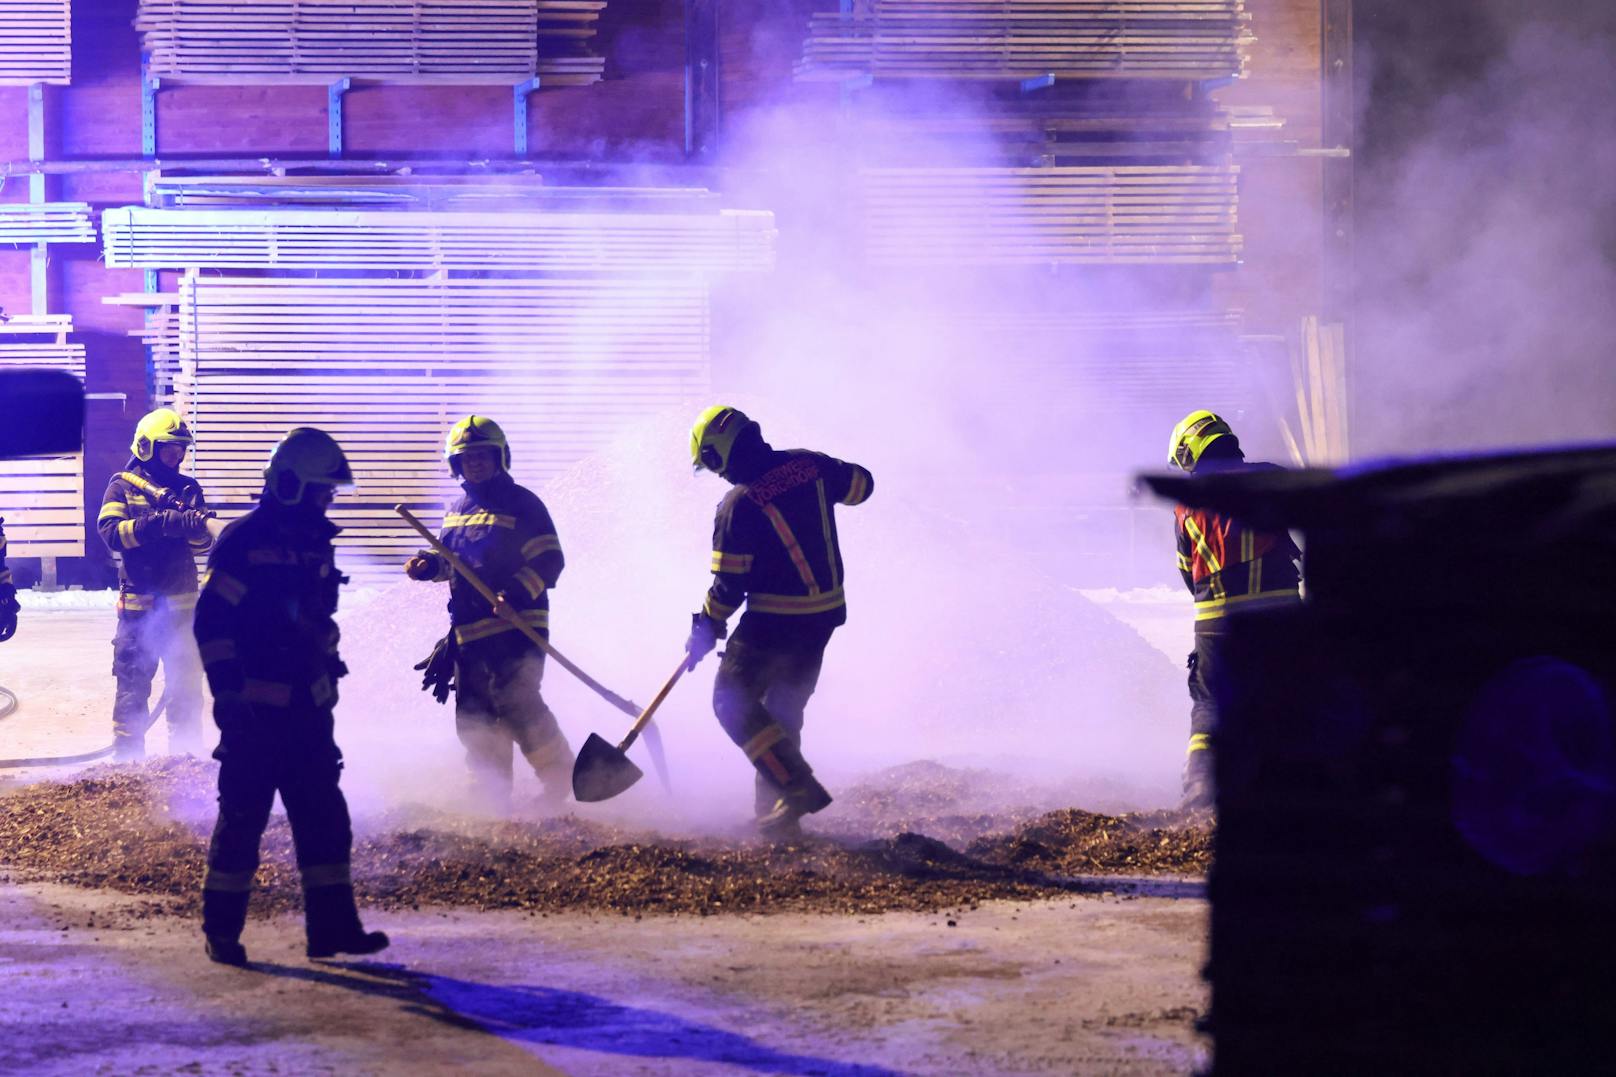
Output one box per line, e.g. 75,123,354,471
705,449,874,640
416,473,563,647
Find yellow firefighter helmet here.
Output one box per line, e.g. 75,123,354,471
131,408,194,462
445,415,511,475
690,405,754,475
263,427,353,506
1168,410,1236,472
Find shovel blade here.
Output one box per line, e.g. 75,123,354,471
572,732,644,803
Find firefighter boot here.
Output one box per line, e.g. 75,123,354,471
757,775,833,840
304,884,390,959
1180,742,1215,813
524,739,574,812
202,889,250,966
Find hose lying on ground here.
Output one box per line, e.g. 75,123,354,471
0,683,163,770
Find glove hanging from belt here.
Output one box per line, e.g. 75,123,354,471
413,631,458,705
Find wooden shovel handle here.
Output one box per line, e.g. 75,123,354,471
394,505,642,716
619,655,690,753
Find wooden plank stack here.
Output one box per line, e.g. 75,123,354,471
799,0,1251,83
149,275,710,576
101,204,777,273
0,203,97,246
0,0,71,85
861,164,1240,266
136,0,605,85
0,317,87,560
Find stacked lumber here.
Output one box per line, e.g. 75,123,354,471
0,0,71,85
149,175,720,214
152,276,709,575
861,164,1240,265
0,317,86,559
0,203,96,245
952,306,1250,410
136,0,605,85
101,205,777,273
853,104,1233,166
798,0,1251,83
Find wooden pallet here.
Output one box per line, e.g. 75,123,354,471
0,317,86,560
101,205,777,273
798,0,1250,83
0,203,96,245
0,0,71,85
860,164,1240,265
137,0,605,85
136,275,709,580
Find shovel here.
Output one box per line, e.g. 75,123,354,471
573,654,689,803
395,505,672,793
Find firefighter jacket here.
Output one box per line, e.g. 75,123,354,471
705,447,874,643
415,472,564,647
194,499,346,714
1174,459,1301,629
97,458,211,613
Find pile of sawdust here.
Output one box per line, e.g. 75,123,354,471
0,757,1210,919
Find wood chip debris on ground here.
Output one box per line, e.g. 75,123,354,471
0,757,1210,920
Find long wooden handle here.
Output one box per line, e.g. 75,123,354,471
618,655,690,753
395,505,642,717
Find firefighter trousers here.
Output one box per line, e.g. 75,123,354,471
111,602,203,758
713,630,833,817
454,632,573,811
201,715,358,944
1184,628,1226,802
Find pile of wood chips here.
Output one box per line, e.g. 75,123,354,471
0,757,1210,920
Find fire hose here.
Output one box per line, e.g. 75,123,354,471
0,687,167,770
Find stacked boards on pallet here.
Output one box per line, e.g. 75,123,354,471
101,205,776,273
157,276,709,575
798,0,1251,83
0,0,71,85
0,318,87,560
0,204,96,245
136,0,605,85
861,165,1240,266
112,177,774,583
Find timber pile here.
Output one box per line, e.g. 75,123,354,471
0,757,1210,918
853,103,1234,166
137,275,710,574
101,204,777,273
0,0,71,85
798,0,1251,83
0,317,86,560
148,175,720,214
861,164,1240,265
136,0,605,85
0,203,95,245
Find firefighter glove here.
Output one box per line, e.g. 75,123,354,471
684,611,726,671
213,692,258,732
404,553,437,581
156,508,191,538
0,585,18,643
413,632,458,705
182,509,213,537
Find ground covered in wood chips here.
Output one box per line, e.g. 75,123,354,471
0,757,1210,921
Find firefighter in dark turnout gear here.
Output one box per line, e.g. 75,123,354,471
195,427,387,967
404,416,574,813
0,517,17,643
97,408,213,759
684,406,874,837
1168,410,1302,811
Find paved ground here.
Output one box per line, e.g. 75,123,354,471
0,880,1208,1076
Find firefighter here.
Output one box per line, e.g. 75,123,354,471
684,406,874,838
403,415,573,814
97,408,213,760
195,427,386,966
1167,410,1302,811
0,517,17,643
